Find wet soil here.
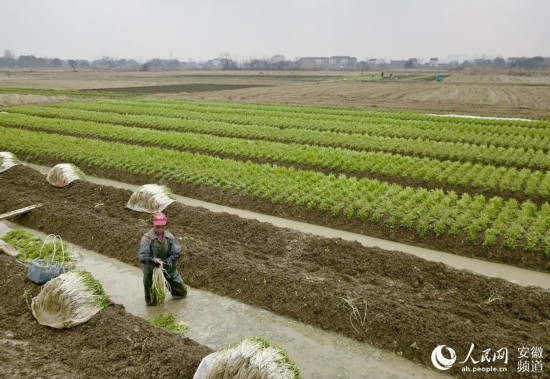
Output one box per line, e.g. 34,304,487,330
1,165,549,378
0,253,211,378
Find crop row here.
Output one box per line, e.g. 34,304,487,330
112,98,550,130
2,113,550,201
55,100,550,146
1,126,549,256
8,105,550,171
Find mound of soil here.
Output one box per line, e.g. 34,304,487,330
0,254,211,378
1,165,549,377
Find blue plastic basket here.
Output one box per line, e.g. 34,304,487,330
26,234,71,285
26,260,71,285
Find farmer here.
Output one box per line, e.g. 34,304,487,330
138,211,187,306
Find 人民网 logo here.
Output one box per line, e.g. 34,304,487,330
431,345,457,370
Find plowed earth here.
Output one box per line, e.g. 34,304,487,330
1,165,549,378
0,256,211,379
2,71,550,118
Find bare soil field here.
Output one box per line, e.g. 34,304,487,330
1,165,550,378
178,78,550,118
1,70,549,117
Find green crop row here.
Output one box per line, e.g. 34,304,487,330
8,104,550,170
10,103,538,151
2,113,549,200
114,98,550,130
55,100,550,143
1,126,549,257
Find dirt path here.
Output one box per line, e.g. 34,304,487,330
1,165,549,377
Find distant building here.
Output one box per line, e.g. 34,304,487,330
429,58,439,68
328,56,357,69
389,60,406,69
299,56,357,70
298,57,330,69
507,57,523,65
365,58,387,69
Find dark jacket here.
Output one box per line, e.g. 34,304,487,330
138,228,181,266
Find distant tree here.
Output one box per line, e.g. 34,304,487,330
68,60,78,72
270,54,285,64
218,52,234,70
101,57,116,70
78,60,90,69
3,49,15,59
493,57,506,69
517,56,546,71
270,54,291,70
141,62,150,71
50,58,63,69
18,55,39,68
249,58,270,70
0,50,17,68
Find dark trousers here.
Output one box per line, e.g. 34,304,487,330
142,263,187,304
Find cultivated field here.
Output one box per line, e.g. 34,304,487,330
1,70,549,378
2,70,550,117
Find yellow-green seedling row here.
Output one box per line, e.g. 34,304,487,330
50,100,550,151
70,98,550,130
1,112,549,200
7,104,550,171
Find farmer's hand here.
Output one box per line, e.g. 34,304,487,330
152,258,163,266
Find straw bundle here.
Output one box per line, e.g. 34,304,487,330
31,270,110,329
126,184,175,213
0,152,20,173
203,338,300,379
46,163,85,187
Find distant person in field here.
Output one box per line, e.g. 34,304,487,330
138,211,187,306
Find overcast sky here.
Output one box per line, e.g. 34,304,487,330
1,0,549,63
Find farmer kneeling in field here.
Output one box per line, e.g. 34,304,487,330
138,211,187,306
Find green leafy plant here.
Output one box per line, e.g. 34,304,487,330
76,270,111,308
2,230,71,264
147,312,189,336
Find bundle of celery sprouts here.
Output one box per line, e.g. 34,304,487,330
151,261,171,304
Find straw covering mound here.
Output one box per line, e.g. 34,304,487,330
197,338,300,379
31,270,110,329
0,151,19,173
126,184,175,213
46,163,85,187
